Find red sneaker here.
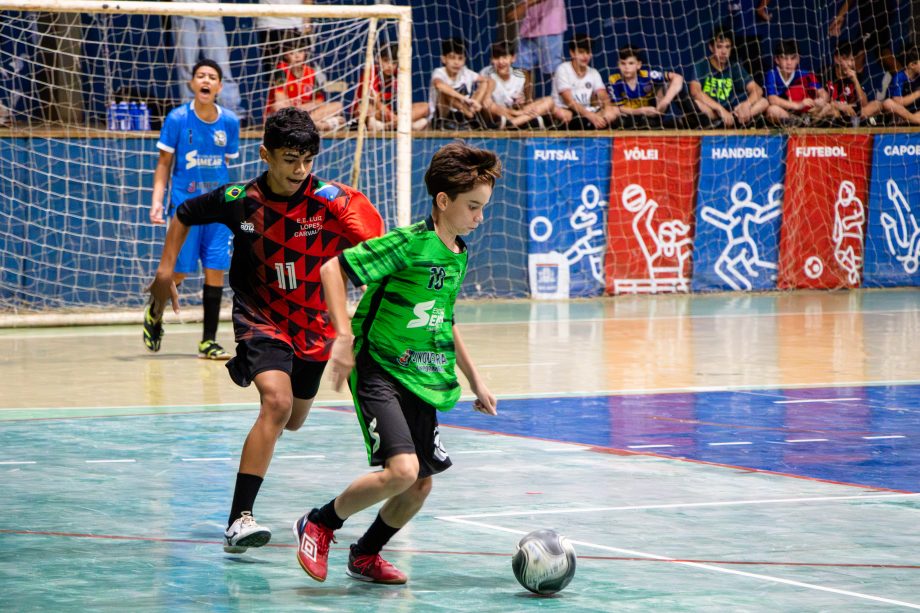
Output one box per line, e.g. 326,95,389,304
293,512,336,582
346,545,408,584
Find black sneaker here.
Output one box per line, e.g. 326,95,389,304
143,301,164,352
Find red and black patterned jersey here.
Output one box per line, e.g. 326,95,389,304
176,174,385,361
824,72,864,110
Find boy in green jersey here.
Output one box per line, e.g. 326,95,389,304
293,142,501,584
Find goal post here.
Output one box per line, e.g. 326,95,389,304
0,0,413,324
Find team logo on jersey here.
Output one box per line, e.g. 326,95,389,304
396,349,447,373
213,130,227,147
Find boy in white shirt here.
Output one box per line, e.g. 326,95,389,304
480,41,554,129
551,34,620,129
428,37,489,129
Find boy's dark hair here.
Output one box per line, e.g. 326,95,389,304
905,46,920,65
441,37,466,57
191,59,222,82
708,28,733,47
280,32,309,54
491,41,516,58
425,141,502,206
379,42,399,62
263,107,320,156
569,33,592,53
774,39,799,57
618,44,644,63
834,40,857,58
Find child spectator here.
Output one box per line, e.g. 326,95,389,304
882,47,920,125
689,29,768,128
479,41,554,129
824,40,883,125
353,42,430,131
551,33,620,129
606,44,684,128
428,37,489,129
266,38,344,130
764,39,836,126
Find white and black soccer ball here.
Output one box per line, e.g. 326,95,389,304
511,529,577,595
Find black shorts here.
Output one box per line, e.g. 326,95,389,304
349,351,453,479
226,336,327,400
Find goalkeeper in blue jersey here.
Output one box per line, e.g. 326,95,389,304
292,142,501,585
144,58,240,360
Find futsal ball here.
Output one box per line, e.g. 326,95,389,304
511,529,577,595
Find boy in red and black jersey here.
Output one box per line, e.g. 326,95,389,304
148,107,384,554
824,40,883,125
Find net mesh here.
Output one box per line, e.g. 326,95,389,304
2,1,919,315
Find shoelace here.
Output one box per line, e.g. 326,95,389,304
352,554,385,573
239,512,256,528
316,527,336,555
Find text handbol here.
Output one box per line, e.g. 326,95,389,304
711,147,767,159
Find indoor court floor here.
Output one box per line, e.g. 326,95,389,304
1,289,919,611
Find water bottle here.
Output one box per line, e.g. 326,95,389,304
106,102,118,130
129,101,140,130
117,101,130,131
138,102,151,131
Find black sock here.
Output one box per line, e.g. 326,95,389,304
227,472,263,528
309,498,345,530
354,513,400,556
202,284,223,342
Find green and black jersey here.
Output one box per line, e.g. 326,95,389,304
339,217,467,411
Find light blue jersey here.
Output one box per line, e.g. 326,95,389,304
157,101,240,215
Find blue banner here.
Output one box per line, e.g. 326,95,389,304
863,134,920,287
526,138,611,298
692,135,786,292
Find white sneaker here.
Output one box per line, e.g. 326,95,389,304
223,511,272,553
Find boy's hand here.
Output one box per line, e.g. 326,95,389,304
471,384,497,416
150,202,166,224
587,111,608,129
800,98,816,110
719,107,735,127
147,273,179,317
845,67,859,81
328,334,355,391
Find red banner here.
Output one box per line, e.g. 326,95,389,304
778,134,872,289
606,137,700,294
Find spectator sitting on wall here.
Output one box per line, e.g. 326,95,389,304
606,44,684,129
689,28,768,128
352,42,430,132
764,39,836,126
427,37,489,130
479,41,554,129
265,37,344,131
550,33,620,130
882,47,920,125
823,40,884,126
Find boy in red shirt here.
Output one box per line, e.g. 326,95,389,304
353,43,430,131
266,39,344,130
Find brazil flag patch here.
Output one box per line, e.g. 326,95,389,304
224,185,246,202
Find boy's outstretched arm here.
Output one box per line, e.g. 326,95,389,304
454,324,496,415
320,256,355,391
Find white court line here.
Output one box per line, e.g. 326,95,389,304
85,459,135,464
774,398,861,404
452,450,505,455
436,516,920,609
0,460,36,465
785,438,830,443
862,435,906,440
180,457,232,462
628,444,674,449
437,493,920,520
275,454,325,460
708,441,752,446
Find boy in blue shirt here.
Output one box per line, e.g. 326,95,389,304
607,44,684,128
145,59,241,359
882,47,920,125
764,39,835,126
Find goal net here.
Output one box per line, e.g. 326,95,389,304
0,0,411,322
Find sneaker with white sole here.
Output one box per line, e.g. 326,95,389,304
224,511,272,553
199,340,231,360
